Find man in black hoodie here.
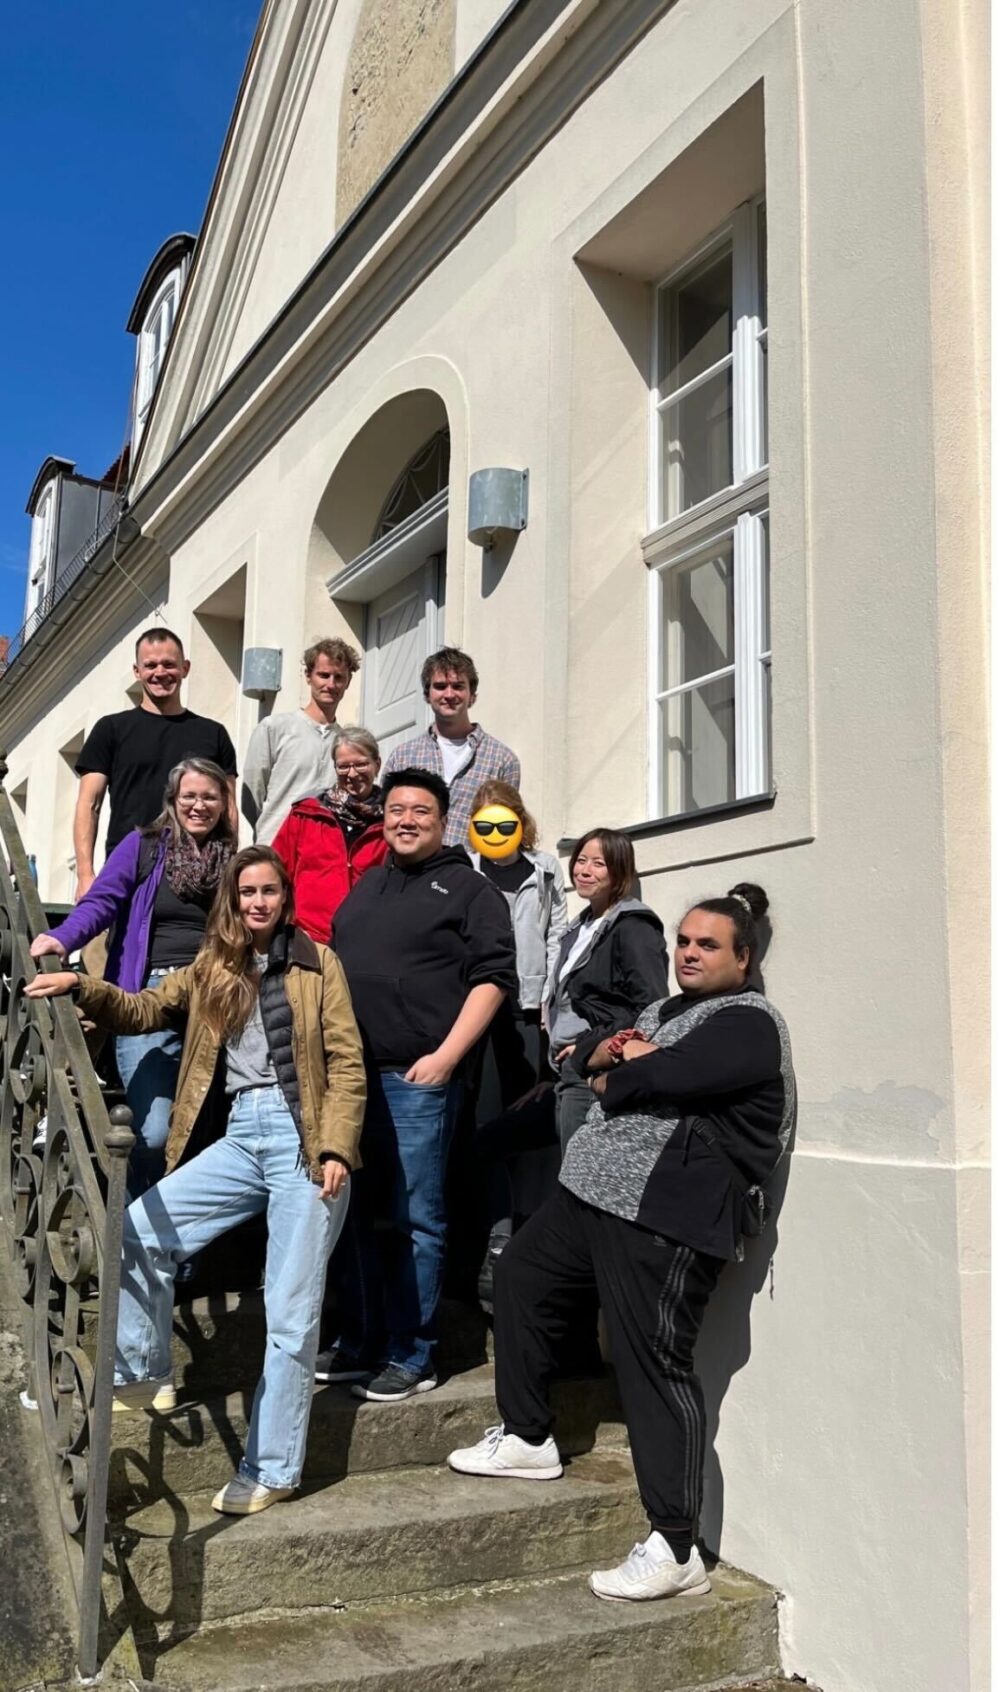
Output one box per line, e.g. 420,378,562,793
323,768,517,1401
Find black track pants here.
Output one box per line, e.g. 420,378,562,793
493,1184,723,1537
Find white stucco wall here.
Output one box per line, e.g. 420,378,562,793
2,1,986,1688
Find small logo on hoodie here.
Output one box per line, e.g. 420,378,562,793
430,881,449,895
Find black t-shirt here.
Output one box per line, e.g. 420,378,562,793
76,708,238,853
480,853,530,895
147,875,212,969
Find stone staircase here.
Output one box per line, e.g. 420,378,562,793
101,1294,784,1691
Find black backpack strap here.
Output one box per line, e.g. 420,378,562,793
136,834,162,886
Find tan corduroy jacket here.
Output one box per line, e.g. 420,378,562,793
75,928,366,1178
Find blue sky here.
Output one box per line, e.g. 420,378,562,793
0,2,260,639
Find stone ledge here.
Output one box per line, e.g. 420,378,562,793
107,1364,626,1509
114,1451,649,1632
141,1563,780,1692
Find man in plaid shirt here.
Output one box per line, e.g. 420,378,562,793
382,647,521,846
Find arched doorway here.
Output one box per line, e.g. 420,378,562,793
313,392,451,754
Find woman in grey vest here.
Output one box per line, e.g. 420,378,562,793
449,882,795,1606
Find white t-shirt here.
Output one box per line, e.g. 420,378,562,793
558,910,610,983
438,734,472,786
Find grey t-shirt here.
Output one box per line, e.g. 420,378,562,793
225,955,276,1094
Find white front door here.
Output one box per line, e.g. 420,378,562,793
362,556,443,756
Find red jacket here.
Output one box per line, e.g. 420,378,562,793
271,798,389,944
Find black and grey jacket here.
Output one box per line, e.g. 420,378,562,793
560,988,795,1260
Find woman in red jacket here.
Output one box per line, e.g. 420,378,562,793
272,725,388,942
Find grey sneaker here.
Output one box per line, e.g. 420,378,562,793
351,1362,437,1402
314,1346,370,1384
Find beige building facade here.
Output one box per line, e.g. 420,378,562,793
1,3,988,1689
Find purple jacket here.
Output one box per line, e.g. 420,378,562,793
49,831,167,992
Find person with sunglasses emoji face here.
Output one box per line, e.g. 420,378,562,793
466,781,568,1301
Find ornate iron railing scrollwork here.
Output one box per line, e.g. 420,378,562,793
0,754,135,1681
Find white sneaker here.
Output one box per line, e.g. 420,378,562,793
211,1476,296,1515
589,1532,711,1602
447,1424,563,1480
111,1375,176,1414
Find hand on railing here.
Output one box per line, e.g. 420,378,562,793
29,933,67,962
24,971,78,999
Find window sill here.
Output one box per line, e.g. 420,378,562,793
556,790,776,852
556,784,814,882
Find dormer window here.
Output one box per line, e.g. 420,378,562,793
135,278,179,443
126,233,195,453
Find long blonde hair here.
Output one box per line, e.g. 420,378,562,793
190,846,295,1042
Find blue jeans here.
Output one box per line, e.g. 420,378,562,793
333,1070,461,1376
116,1085,348,1489
115,970,184,1198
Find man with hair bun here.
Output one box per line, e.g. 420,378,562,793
450,881,796,1610
243,637,360,844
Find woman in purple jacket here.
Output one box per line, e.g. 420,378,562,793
30,758,237,1194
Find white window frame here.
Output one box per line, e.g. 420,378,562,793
134,274,179,441
29,486,55,585
645,198,769,819
26,482,58,622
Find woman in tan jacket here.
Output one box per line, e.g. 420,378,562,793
26,845,365,1516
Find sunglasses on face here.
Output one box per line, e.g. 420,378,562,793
472,819,519,839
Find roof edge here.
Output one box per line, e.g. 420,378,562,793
125,233,197,334
25,456,76,515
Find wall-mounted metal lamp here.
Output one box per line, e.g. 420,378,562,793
467,468,529,549
242,647,283,699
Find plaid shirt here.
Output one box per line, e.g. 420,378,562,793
382,723,521,846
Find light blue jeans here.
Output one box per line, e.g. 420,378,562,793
115,969,184,1199
116,1085,348,1489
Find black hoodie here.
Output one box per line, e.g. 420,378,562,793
332,846,517,1070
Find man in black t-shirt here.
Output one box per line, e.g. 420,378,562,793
73,625,238,899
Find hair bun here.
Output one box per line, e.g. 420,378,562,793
728,881,768,921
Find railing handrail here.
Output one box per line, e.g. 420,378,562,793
0,754,135,1680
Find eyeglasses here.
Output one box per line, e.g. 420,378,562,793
335,761,374,775
472,819,519,839
176,795,223,808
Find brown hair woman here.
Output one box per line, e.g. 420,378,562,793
26,846,365,1517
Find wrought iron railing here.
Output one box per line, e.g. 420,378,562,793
3,492,129,673
0,755,134,1681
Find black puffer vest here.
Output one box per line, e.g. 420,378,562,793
258,926,305,1126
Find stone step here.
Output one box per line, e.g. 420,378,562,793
107,1363,626,1510
143,1564,780,1692
114,1450,650,1636
84,1293,494,1394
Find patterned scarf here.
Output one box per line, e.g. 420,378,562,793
314,783,384,831
163,825,234,901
